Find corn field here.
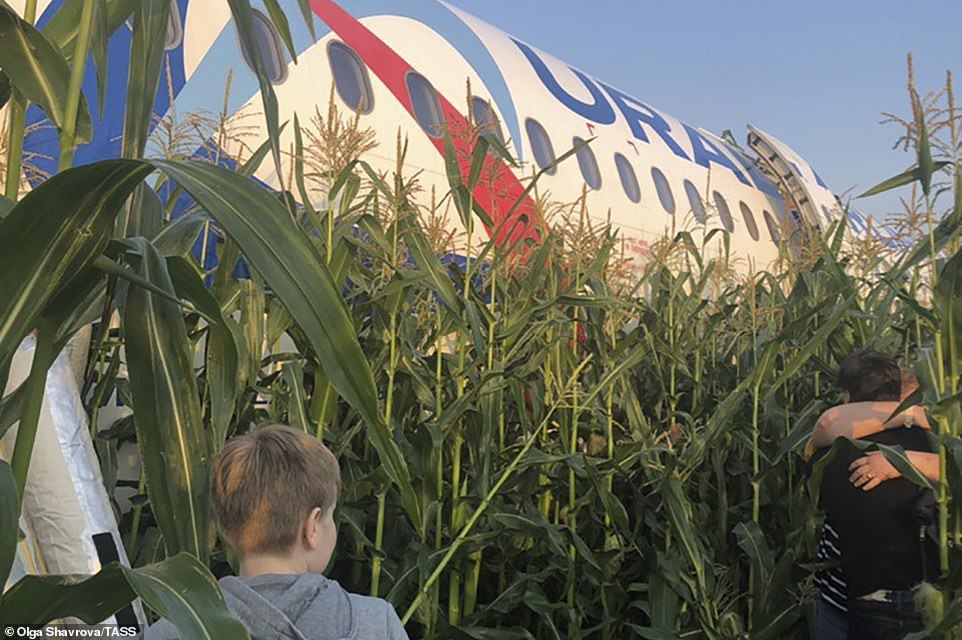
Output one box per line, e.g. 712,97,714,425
1,2,962,639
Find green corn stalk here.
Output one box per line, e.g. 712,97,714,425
3,0,38,200
403,354,597,625
447,161,475,628
464,242,501,619
57,0,95,171
429,303,444,635
370,171,404,598
567,315,581,635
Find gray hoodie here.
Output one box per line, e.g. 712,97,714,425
142,573,409,640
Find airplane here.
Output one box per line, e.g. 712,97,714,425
13,0,896,270
2,0,896,614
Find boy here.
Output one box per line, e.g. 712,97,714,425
145,425,409,640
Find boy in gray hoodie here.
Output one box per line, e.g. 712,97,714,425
144,425,409,640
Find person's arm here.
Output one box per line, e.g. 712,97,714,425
810,402,929,448
849,450,940,490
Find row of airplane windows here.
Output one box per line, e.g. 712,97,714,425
234,21,784,246
524,119,781,244
238,17,894,249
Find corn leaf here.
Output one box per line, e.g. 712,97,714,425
120,0,168,160
294,0,316,39
911,87,936,196
123,237,209,562
164,255,240,448
0,72,10,109
226,0,285,194
121,553,249,639
0,3,92,142
0,160,151,373
207,315,242,449
0,384,23,440
150,159,421,529
858,161,950,198
262,0,297,63
33,0,111,116
88,0,108,116
935,249,962,383
0,460,16,588
281,360,311,433
663,476,706,591
41,0,136,62
626,625,679,640
0,554,247,637
888,204,962,277
124,184,164,239
646,569,681,629
152,210,207,257
0,563,134,624
769,293,857,391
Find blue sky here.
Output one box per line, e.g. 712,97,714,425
449,0,962,222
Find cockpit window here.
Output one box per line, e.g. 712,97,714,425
651,167,675,214
525,118,556,175
573,137,601,190
614,153,640,203
329,41,374,114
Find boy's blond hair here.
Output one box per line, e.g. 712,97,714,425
210,425,341,555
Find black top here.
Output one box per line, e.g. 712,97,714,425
818,427,938,597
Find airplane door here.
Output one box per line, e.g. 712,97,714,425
747,125,841,230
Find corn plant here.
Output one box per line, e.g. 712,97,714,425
3,2,962,639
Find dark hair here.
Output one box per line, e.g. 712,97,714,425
901,368,919,392
836,350,901,402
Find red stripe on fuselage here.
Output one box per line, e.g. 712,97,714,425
308,0,541,247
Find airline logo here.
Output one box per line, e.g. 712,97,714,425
512,38,753,189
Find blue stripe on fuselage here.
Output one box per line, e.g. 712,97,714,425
25,0,190,182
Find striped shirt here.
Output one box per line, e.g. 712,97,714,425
813,521,847,612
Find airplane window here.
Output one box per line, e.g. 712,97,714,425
164,0,183,51
329,42,374,114
763,210,781,243
739,201,760,241
238,9,289,85
614,153,640,203
712,191,734,232
406,73,445,138
525,118,556,175
470,96,505,146
573,137,601,190
683,180,706,223
651,167,675,214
